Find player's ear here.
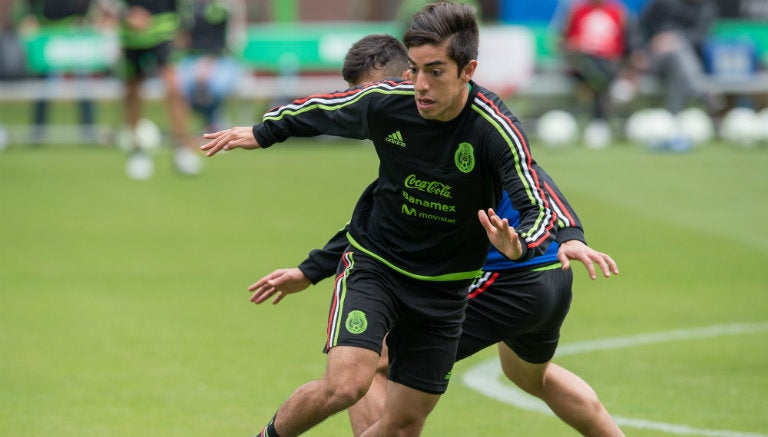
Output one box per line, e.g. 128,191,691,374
462,60,477,82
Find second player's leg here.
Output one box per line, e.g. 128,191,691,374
497,343,624,437
359,380,441,437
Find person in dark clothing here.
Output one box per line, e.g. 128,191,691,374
177,0,246,132
20,0,96,143
201,4,559,436
105,0,203,179
636,0,723,114
250,34,623,437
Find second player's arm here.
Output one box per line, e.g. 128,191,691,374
536,164,619,279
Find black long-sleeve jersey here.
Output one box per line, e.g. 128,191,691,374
253,80,556,282
298,165,587,284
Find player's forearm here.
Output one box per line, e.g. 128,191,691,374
501,170,557,261
253,89,372,147
297,226,350,284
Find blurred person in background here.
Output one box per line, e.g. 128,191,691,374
636,0,723,114
18,0,98,144
0,0,27,81
103,0,202,180
560,0,643,149
176,0,246,133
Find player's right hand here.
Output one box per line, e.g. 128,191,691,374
478,208,523,261
201,126,260,156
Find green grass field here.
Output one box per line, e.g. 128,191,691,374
1,133,767,436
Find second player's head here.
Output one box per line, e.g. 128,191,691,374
342,34,409,87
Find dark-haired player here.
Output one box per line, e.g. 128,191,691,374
202,4,560,436
252,33,624,437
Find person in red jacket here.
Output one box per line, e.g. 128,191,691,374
560,0,641,148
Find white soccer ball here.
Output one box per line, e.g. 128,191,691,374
624,109,650,144
645,108,679,145
625,108,678,146
582,119,612,149
755,107,768,143
676,107,715,145
720,107,760,147
536,109,579,148
117,118,163,152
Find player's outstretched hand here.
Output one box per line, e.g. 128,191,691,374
248,268,312,305
201,126,261,156
478,208,522,261
557,240,619,280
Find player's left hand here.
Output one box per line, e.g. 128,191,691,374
478,208,523,261
248,268,312,305
201,126,260,156
557,240,619,280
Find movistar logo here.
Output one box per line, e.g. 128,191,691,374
385,130,406,147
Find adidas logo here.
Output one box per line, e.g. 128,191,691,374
385,130,406,147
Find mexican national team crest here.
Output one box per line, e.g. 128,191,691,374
455,142,475,173
345,310,368,334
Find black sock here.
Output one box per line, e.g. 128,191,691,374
259,413,281,437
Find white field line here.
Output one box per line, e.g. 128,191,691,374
462,322,768,437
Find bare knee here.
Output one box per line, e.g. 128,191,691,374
323,346,379,409
324,381,369,408
378,414,427,437
498,344,548,396
368,382,439,437
505,366,546,397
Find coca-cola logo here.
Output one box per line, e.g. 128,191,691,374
404,174,453,198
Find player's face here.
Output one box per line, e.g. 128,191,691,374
406,41,476,122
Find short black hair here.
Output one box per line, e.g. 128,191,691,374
342,34,409,85
403,2,479,74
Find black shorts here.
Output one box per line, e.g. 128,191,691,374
456,265,573,364
326,249,470,394
122,40,173,79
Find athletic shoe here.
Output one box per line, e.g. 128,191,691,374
126,151,154,181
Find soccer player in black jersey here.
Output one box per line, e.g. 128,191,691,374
250,34,624,437
176,0,246,132
106,0,203,179
203,4,561,437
